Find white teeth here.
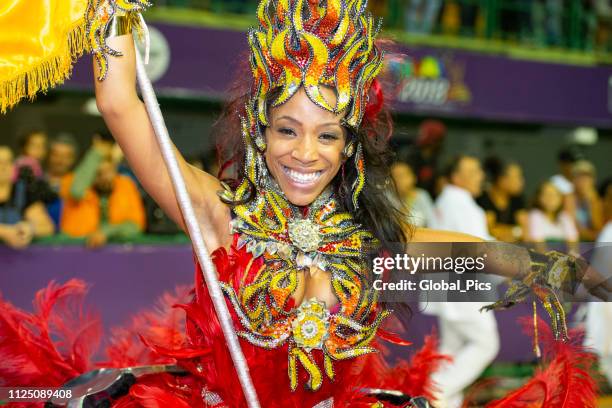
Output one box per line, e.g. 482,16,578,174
282,166,322,184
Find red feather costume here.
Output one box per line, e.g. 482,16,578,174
0,0,601,406
0,237,600,407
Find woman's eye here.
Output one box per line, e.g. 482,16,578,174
278,128,296,136
320,133,339,141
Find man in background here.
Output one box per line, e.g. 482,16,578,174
46,134,78,188
551,147,580,216
572,160,604,241
44,133,78,230
60,132,145,248
427,155,500,408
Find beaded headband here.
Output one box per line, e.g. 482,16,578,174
248,0,384,130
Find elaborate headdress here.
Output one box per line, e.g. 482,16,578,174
226,0,384,209
247,0,384,131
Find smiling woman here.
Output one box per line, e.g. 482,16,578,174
0,0,607,407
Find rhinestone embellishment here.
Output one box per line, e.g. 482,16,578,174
288,219,322,253
291,298,330,351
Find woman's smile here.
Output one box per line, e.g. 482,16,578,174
281,164,324,187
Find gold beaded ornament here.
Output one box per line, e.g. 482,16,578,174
248,0,385,130
86,0,151,81
218,170,389,391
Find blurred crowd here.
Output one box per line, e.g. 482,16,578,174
391,119,612,250
1,123,611,251
377,0,611,50
0,130,188,249
157,0,611,51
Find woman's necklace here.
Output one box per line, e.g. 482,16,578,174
217,175,390,392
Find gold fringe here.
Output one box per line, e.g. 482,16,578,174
0,19,91,114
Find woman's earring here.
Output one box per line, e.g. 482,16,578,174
254,126,267,152
342,141,355,158
351,143,365,210
255,150,269,190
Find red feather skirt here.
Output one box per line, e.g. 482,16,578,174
0,240,599,407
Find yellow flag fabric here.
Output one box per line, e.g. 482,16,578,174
0,0,89,113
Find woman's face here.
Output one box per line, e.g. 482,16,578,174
499,164,524,196
264,87,347,206
25,132,47,161
538,183,562,213
391,163,416,197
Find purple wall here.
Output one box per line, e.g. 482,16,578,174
66,23,612,127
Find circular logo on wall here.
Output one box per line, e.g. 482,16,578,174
135,25,171,83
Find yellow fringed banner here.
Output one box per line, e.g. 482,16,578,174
0,0,89,113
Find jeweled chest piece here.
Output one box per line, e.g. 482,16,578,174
291,298,330,352
287,218,322,253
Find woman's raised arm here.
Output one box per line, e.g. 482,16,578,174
94,34,231,250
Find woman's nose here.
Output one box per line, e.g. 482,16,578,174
291,136,318,163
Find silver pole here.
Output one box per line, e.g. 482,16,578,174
133,44,261,408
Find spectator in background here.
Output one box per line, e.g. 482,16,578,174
573,160,604,241
44,134,78,229
477,157,528,242
0,145,54,249
595,0,612,50
440,0,461,35
532,0,564,45
405,0,443,34
433,155,490,238
14,129,48,180
60,132,145,248
46,134,78,189
390,161,435,227
527,181,578,253
551,147,579,195
550,147,580,215
428,155,500,408
406,119,446,198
